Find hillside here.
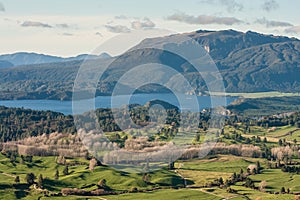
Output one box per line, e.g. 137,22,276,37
0,29,300,100
227,96,300,116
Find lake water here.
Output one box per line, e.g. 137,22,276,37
0,93,237,115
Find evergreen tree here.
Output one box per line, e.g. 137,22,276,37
54,169,59,180
25,173,35,185
219,177,224,185
63,166,69,175
278,139,283,146
38,174,43,188
14,176,20,184
245,178,255,189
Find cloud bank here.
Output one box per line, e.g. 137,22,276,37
21,21,52,28
255,17,293,28
105,25,130,33
285,26,300,34
56,24,71,28
131,18,155,30
166,12,242,25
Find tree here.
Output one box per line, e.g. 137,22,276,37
57,155,66,165
63,166,69,175
259,180,267,192
195,133,200,142
14,176,20,184
54,169,59,180
278,139,283,146
263,137,267,143
281,187,286,194
240,169,244,175
97,179,107,189
89,158,98,171
169,161,175,170
10,153,16,162
256,161,261,173
253,168,257,174
219,177,224,185
38,174,43,188
245,178,255,189
142,173,151,184
25,173,35,185
227,187,237,193
245,138,251,144
231,172,237,181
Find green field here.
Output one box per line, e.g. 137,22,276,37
176,155,267,173
249,169,300,193
0,153,184,199
1,152,300,200
103,189,220,200
230,185,295,200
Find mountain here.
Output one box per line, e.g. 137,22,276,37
0,29,300,100
0,60,14,69
133,29,300,93
0,52,111,66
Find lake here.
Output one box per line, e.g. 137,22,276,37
0,93,237,115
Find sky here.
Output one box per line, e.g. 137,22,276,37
0,0,300,57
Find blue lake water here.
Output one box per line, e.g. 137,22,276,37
0,93,237,115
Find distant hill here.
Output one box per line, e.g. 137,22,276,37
145,99,179,110
0,52,111,66
0,29,300,100
227,96,300,116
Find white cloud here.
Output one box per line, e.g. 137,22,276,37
166,12,242,25
115,15,128,20
255,17,293,28
21,21,52,28
62,33,73,36
131,18,155,30
285,26,300,34
56,23,70,28
105,25,130,33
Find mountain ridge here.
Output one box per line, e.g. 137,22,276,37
0,29,300,100
0,52,111,67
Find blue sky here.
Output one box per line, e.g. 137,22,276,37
0,0,299,56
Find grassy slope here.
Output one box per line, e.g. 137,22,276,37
0,153,183,199
250,169,300,193
1,153,299,199
103,189,220,200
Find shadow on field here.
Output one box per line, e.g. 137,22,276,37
43,178,73,191
14,190,28,199
0,183,11,190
